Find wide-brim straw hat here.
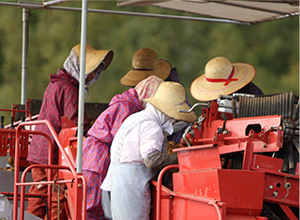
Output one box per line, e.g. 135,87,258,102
73,43,114,75
191,56,256,101
145,81,197,123
120,48,171,86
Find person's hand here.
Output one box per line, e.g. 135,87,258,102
167,141,181,154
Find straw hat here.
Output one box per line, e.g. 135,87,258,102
191,56,256,101
120,48,171,86
145,81,197,123
73,43,114,75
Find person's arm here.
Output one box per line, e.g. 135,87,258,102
140,121,178,170
144,150,178,170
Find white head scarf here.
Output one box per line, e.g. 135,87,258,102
63,50,104,95
146,103,174,136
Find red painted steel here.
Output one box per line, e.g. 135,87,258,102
12,120,87,220
251,156,299,207
193,115,283,154
151,100,298,219
173,170,265,216
0,131,8,156
7,99,297,219
174,144,221,171
190,102,283,155
58,122,85,220
279,204,298,220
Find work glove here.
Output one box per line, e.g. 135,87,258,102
144,150,178,170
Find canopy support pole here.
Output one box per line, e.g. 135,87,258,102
76,0,88,174
21,8,30,105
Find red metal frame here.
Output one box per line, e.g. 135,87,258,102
12,120,87,220
0,107,32,167
6,99,296,219
151,101,298,220
0,107,32,128
58,117,85,220
251,154,299,207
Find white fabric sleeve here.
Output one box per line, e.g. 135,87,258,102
139,121,164,159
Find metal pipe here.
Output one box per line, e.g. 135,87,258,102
292,99,299,120
21,8,30,105
168,191,223,219
231,99,237,118
156,164,179,220
43,0,73,7
19,164,71,220
292,138,299,153
79,175,87,220
178,102,208,113
76,0,88,174
117,0,167,7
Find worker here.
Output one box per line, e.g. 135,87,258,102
101,81,197,220
190,56,263,102
121,48,191,144
81,75,163,220
120,48,171,87
26,43,113,220
82,48,191,219
81,48,172,220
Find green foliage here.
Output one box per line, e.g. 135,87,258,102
0,2,298,113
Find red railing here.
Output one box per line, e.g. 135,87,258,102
13,120,87,220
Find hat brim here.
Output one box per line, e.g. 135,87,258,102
191,63,256,101
145,98,197,123
121,59,171,87
120,70,155,87
85,50,114,75
73,44,114,75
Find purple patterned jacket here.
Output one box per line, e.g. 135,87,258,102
27,68,87,164
81,88,142,177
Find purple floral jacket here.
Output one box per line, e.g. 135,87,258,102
81,88,142,176
27,68,87,164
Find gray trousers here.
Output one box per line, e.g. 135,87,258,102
101,189,112,220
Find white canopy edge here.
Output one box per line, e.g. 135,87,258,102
118,0,299,24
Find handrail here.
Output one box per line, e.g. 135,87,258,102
0,108,32,121
13,125,54,220
156,164,179,220
17,120,77,173
19,164,72,220
13,119,85,220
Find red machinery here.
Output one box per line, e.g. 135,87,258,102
1,92,299,220
57,92,299,220
151,92,299,220
0,101,86,220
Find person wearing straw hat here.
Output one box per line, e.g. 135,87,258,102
81,75,163,220
120,48,171,87
101,81,197,220
121,48,191,144
26,43,113,220
190,56,263,102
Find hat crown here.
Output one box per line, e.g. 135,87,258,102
72,43,113,75
146,81,197,122
132,48,158,70
205,56,233,79
153,81,186,107
73,43,96,57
